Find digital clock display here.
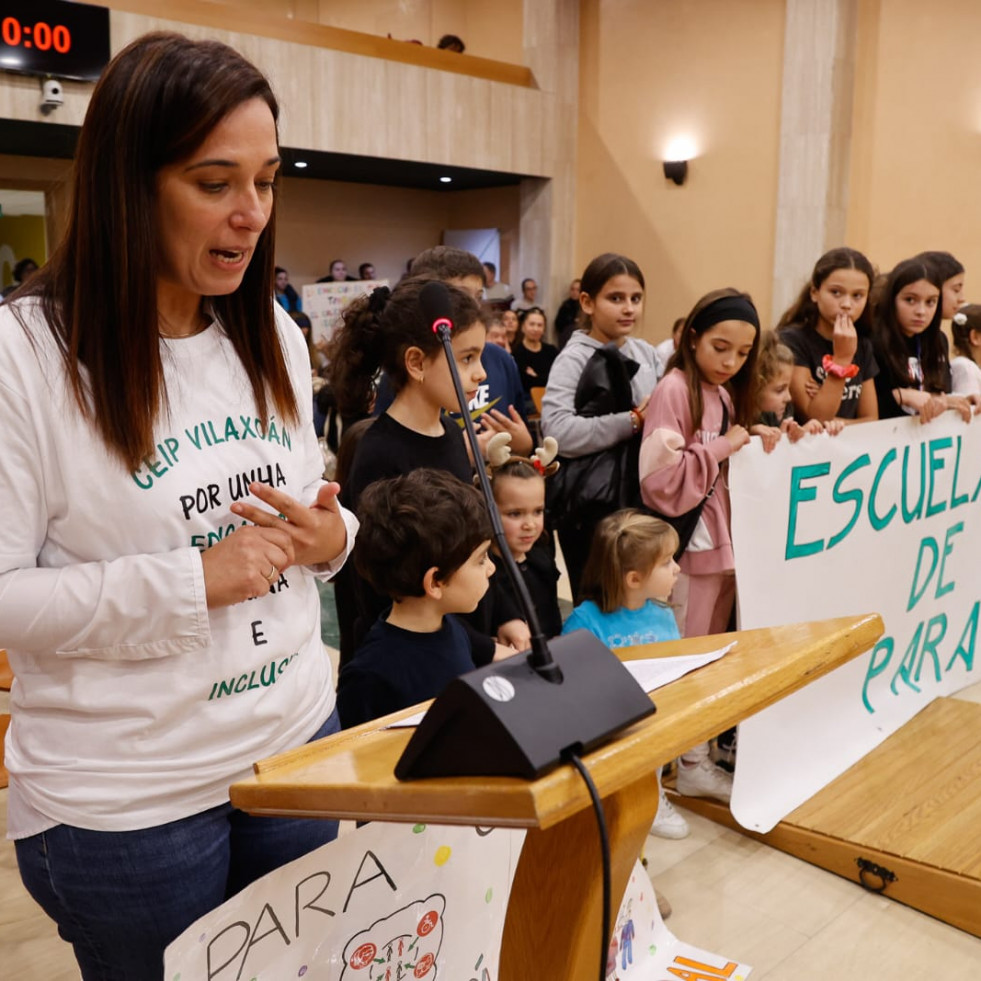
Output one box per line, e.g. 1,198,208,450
0,0,109,82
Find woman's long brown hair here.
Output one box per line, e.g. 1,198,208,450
13,32,296,471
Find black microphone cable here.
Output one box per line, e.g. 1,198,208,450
564,749,611,981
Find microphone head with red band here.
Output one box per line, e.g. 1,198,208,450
419,280,455,334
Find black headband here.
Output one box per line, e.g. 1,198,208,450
690,295,760,334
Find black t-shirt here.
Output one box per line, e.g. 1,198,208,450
779,324,879,420
341,412,472,509
512,342,559,394
467,541,562,641
871,331,953,420
337,614,474,728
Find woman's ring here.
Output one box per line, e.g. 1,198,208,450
265,564,279,583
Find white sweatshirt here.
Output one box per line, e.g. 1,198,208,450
0,300,356,835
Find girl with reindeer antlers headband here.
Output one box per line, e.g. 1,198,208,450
469,432,564,650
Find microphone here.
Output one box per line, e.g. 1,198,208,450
395,281,655,781
420,280,559,680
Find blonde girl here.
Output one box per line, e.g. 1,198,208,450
563,510,688,838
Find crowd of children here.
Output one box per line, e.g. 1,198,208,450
322,242,974,860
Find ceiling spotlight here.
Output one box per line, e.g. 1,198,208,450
294,161,308,169
439,176,452,183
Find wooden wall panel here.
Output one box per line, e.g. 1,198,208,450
102,10,548,176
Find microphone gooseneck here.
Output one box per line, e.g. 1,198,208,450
419,281,562,683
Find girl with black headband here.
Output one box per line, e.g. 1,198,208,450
639,288,760,804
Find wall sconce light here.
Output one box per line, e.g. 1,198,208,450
662,136,696,186
663,160,688,185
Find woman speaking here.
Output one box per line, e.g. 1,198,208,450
0,33,357,979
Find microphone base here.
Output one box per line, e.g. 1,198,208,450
394,630,655,781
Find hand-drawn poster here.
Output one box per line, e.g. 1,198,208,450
607,862,753,979
303,280,388,346
165,821,524,980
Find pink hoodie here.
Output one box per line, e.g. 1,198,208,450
639,368,735,576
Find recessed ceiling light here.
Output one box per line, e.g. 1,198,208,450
294,161,308,169
439,175,452,183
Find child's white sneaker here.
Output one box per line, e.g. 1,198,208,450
649,788,690,839
676,756,733,803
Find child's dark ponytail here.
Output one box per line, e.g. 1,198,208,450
326,277,482,417
326,289,388,417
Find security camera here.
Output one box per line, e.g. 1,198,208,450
40,78,63,115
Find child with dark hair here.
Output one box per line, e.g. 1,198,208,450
871,257,972,423
777,247,879,424
410,245,485,284
326,275,487,660
480,433,563,649
639,288,760,802
916,250,965,320
541,252,660,598
950,304,981,399
750,331,842,452
404,245,532,455
640,287,759,639
336,469,494,727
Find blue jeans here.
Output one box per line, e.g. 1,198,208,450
15,708,340,981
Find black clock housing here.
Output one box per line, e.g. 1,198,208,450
1,0,110,82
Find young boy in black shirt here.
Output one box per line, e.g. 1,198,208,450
336,468,495,727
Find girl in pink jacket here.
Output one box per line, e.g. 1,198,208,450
638,289,761,800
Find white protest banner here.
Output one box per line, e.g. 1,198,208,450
729,412,981,832
606,861,753,979
165,821,524,980
303,280,389,345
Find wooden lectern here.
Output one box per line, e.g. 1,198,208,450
231,615,882,981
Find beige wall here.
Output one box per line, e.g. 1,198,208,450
576,0,786,341
184,0,525,63
847,0,981,284
312,0,524,63
274,178,521,294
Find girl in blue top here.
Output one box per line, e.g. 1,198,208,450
564,509,680,649
562,509,688,839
